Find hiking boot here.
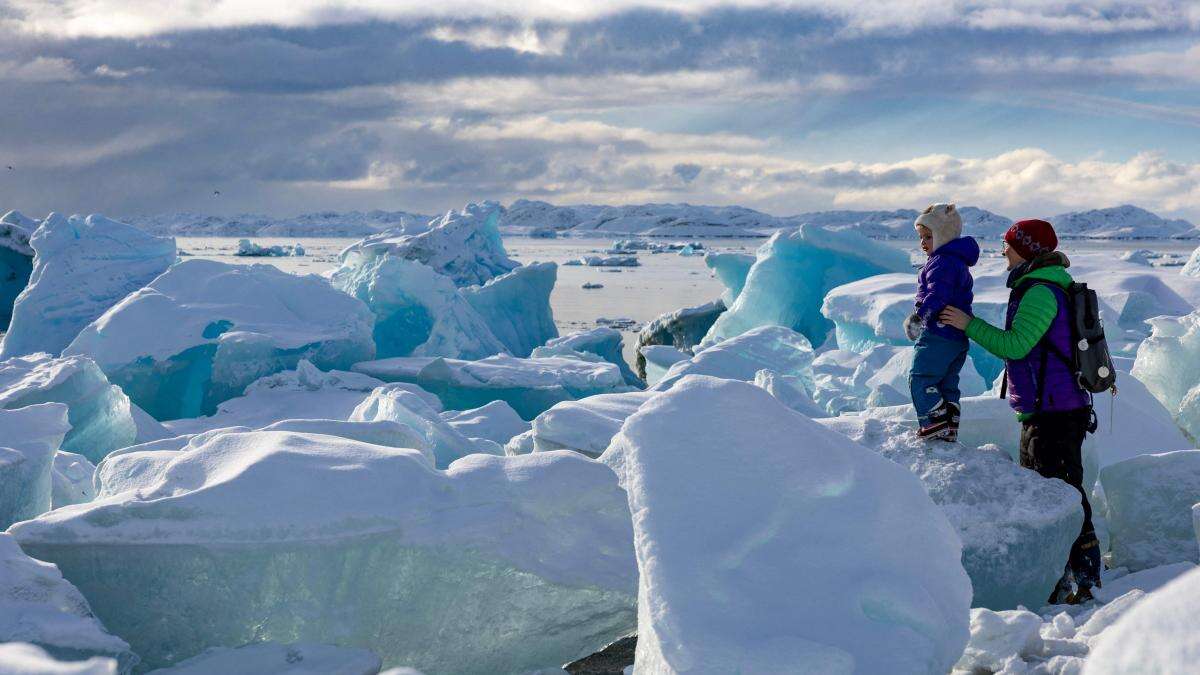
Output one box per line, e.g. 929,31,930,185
917,402,953,440
944,402,961,443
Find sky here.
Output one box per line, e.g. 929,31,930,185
0,1,1197,220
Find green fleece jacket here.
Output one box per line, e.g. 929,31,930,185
965,264,1072,360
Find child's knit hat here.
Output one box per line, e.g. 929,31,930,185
914,203,963,252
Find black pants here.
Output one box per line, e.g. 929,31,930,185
1019,407,1102,591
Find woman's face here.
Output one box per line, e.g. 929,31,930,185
1002,241,1025,270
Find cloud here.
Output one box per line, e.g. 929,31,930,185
674,162,702,182
0,56,78,82
4,0,1195,38
427,23,569,55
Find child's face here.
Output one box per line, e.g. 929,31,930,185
916,226,933,256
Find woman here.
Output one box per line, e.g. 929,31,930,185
939,218,1101,604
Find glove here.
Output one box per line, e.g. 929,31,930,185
904,313,923,341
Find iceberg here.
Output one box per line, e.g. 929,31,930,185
1133,312,1200,435
64,259,375,421
148,642,381,675
809,345,986,415
753,369,828,418
10,432,637,673
531,391,654,458
0,354,137,463
703,251,754,305
532,327,641,386
634,300,725,380
0,533,135,671
654,325,815,391
0,217,34,331
440,401,530,446
353,354,633,421
332,252,507,360
462,262,557,358
638,345,688,386
821,416,1084,610
1085,566,1200,674
579,255,639,267
1,213,176,360
162,360,386,436
702,226,911,349
341,202,517,287
1182,245,1200,277
1101,450,1200,571
234,239,302,257
349,382,498,467
606,376,970,674
0,403,68,529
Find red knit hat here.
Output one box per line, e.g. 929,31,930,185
1004,219,1058,260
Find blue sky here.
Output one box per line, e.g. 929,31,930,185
0,1,1197,219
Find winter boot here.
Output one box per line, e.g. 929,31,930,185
917,401,953,440
944,402,961,443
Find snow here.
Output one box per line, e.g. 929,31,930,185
609,376,971,674
352,354,633,420
753,368,828,418
11,433,636,673
703,251,754,305
462,262,558,357
349,382,499,467
820,415,1083,610
163,360,387,435
638,345,688,386
1049,205,1197,240
0,533,134,671
703,226,912,349
341,202,517,287
440,400,530,445
147,642,381,675
531,390,654,458
0,643,117,675
1,213,176,360
51,451,97,509
0,354,137,463
953,609,1045,673
64,259,375,421
532,327,641,386
0,403,68,529
1084,566,1200,673
655,325,815,391
1100,450,1200,571
1091,561,1196,603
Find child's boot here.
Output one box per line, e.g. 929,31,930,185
916,401,953,440
944,402,961,443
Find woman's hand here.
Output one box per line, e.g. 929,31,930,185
939,305,972,330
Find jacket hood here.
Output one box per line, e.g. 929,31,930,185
935,236,980,266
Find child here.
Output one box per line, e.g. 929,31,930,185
905,203,979,441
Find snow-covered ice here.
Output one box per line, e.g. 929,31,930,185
440,400,530,445
1,213,176,360
753,368,828,418
531,327,641,386
654,325,815,391
702,226,911,349
341,202,517,287
1100,450,1200,570
608,376,970,674
531,390,654,457
51,451,97,509
0,642,118,675
353,354,633,420
349,382,500,467
0,403,68,528
0,533,134,671
1084,565,1200,673
0,354,137,463
461,262,557,357
146,642,381,675
10,432,636,673
809,345,985,415
821,415,1084,610
1133,310,1200,437
65,259,375,421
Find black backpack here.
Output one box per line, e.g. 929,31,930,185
1001,279,1117,400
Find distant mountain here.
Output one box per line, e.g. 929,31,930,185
780,206,1013,239
124,210,434,237
1049,205,1198,240
499,200,776,237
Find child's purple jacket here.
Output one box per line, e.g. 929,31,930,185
915,236,980,340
